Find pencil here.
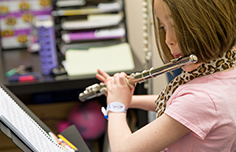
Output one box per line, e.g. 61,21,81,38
49,132,61,145
58,134,78,151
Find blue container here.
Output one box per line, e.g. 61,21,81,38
35,15,58,75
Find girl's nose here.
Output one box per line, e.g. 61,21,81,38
165,29,176,47
165,34,176,46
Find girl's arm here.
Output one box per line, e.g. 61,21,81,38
106,73,190,152
108,113,190,152
130,95,157,111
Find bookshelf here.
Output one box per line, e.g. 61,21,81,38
0,0,148,151
51,0,128,54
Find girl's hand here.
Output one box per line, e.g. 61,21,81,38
96,69,110,82
106,72,134,108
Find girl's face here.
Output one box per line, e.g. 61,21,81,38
154,0,202,72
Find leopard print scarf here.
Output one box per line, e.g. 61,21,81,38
155,49,236,118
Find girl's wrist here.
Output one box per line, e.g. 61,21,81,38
101,102,127,120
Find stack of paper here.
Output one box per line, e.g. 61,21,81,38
61,13,123,30
65,43,135,76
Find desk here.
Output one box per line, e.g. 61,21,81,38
0,48,148,128
1,48,144,93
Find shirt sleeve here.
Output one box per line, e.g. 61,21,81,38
164,86,219,140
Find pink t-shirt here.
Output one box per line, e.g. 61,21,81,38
164,67,236,152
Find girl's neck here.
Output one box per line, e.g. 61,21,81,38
182,63,203,72
233,46,236,51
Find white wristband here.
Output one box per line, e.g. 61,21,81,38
101,102,127,120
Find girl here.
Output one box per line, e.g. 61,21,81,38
96,0,236,151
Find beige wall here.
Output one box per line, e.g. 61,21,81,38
125,0,168,95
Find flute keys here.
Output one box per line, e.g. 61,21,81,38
86,84,100,92
100,87,107,95
79,82,108,101
99,82,107,94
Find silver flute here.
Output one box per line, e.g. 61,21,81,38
79,54,198,101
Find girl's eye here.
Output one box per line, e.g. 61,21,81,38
160,26,166,31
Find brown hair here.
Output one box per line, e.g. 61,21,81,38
152,0,236,63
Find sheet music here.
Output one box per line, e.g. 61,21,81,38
0,87,70,152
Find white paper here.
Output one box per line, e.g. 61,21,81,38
0,87,69,152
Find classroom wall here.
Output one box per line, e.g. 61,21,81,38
125,0,168,95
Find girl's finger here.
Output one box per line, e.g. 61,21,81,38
97,69,110,79
119,73,127,86
96,74,105,82
113,73,120,84
120,72,127,77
